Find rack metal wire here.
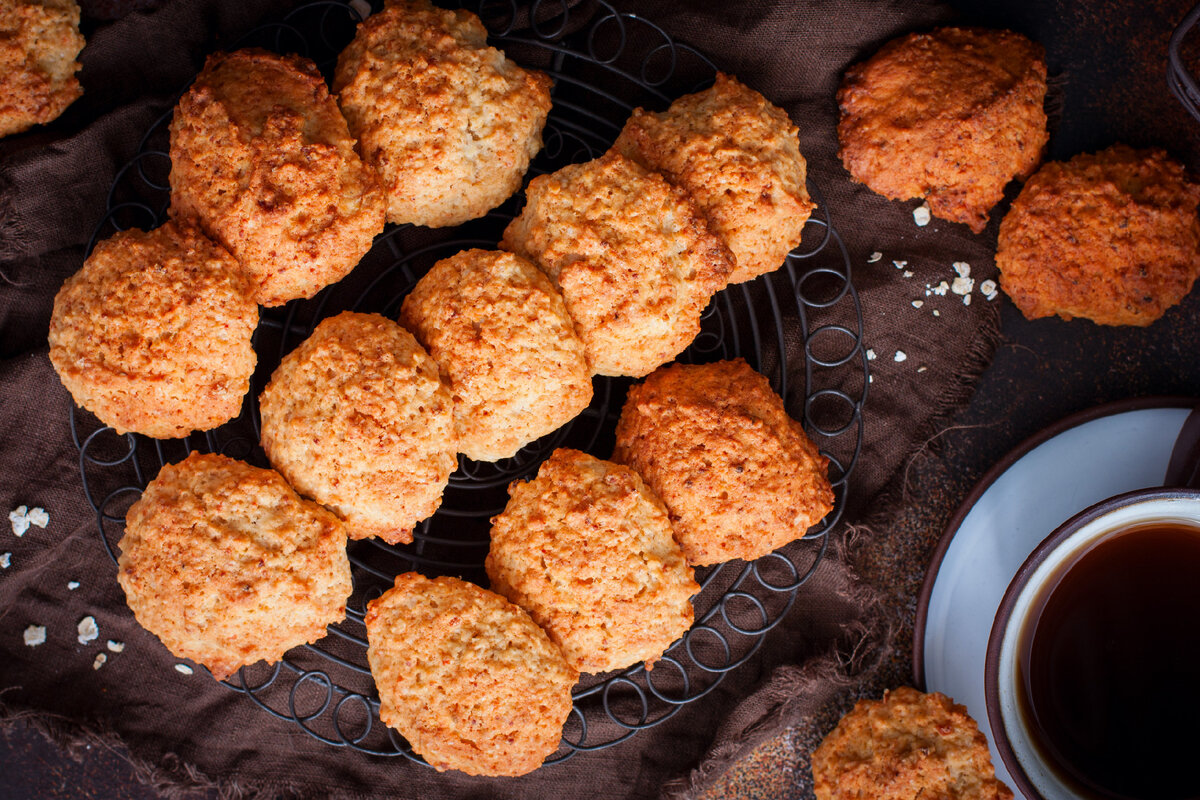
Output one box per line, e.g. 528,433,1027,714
1169,1,1200,122
72,0,869,766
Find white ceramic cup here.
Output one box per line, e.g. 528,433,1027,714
984,488,1200,800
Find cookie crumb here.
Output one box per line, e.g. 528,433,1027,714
913,203,931,226
24,625,46,647
93,653,107,670
77,616,99,645
894,351,908,362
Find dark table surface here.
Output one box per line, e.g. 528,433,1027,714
5,0,1200,797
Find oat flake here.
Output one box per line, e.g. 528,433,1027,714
913,204,931,226
27,508,48,528
77,616,99,645
963,294,972,306
93,653,107,671
9,507,29,537
912,300,924,309
107,640,125,653
67,581,80,590
933,309,941,317
951,276,975,296
894,350,908,362
24,625,46,647
902,270,914,278
867,251,883,263
0,552,10,569
893,260,907,269
175,664,194,675
866,348,877,361
952,262,971,278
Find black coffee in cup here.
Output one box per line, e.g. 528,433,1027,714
1015,522,1200,800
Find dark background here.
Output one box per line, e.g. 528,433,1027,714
4,0,1200,797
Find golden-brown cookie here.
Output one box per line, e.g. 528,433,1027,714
170,48,386,307
365,573,576,777
501,151,733,377
0,0,84,137
118,452,352,681
612,359,833,566
996,145,1200,326
259,311,456,544
613,73,814,284
333,0,551,228
812,687,1014,800
837,27,1048,233
400,249,592,462
48,221,258,439
487,448,697,673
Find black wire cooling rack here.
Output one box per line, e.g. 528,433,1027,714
71,0,869,766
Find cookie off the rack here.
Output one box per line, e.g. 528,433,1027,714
48,220,258,439
365,573,576,777
118,453,352,682
333,0,551,227
613,73,815,284
487,448,698,674
258,311,456,545
613,359,833,566
502,151,733,378
400,249,591,462
0,0,85,137
169,48,386,307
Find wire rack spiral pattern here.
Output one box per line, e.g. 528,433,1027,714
72,0,869,765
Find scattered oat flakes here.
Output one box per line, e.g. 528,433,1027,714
867,251,882,263
963,294,972,306
913,203,931,226
894,350,908,362
952,262,971,278
918,366,928,373
0,552,10,569
67,581,80,590
77,616,99,645
912,300,924,309
981,279,999,300
892,260,907,269
866,348,877,361
932,309,941,317
93,653,107,671
902,270,914,278
24,625,46,647
175,664,194,675
107,640,125,653
27,508,48,528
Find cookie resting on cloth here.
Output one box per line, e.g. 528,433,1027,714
333,0,551,228
614,72,815,284
400,249,592,462
364,573,577,777
258,311,456,544
612,358,833,566
48,220,258,439
486,448,698,674
0,0,84,137
501,151,733,377
117,453,352,682
837,27,1047,234
169,48,385,306
996,144,1200,326
811,687,1013,800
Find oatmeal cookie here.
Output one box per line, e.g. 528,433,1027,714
612,359,833,566
400,249,591,462
487,448,698,673
501,151,733,377
837,27,1048,233
48,221,258,439
812,687,1013,800
613,73,814,284
0,0,84,137
333,0,551,227
996,144,1200,326
170,48,385,306
259,311,456,544
118,453,352,681
365,573,576,776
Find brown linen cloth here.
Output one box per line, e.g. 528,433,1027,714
0,0,1002,797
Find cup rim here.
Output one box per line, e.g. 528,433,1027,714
983,486,1200,800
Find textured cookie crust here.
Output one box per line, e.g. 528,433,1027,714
812,687,1014,800
118,453,352,681
0,0,84,137
333,0,551,227
487,448,698,673
365,573,576,777
613,359,833,566
501,152,733,377
997,145,1200,326
170,48,385,307
613,73,813,284
400,249,592,462
837,27,1047,233
48,221,258,439
259,311,456,544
